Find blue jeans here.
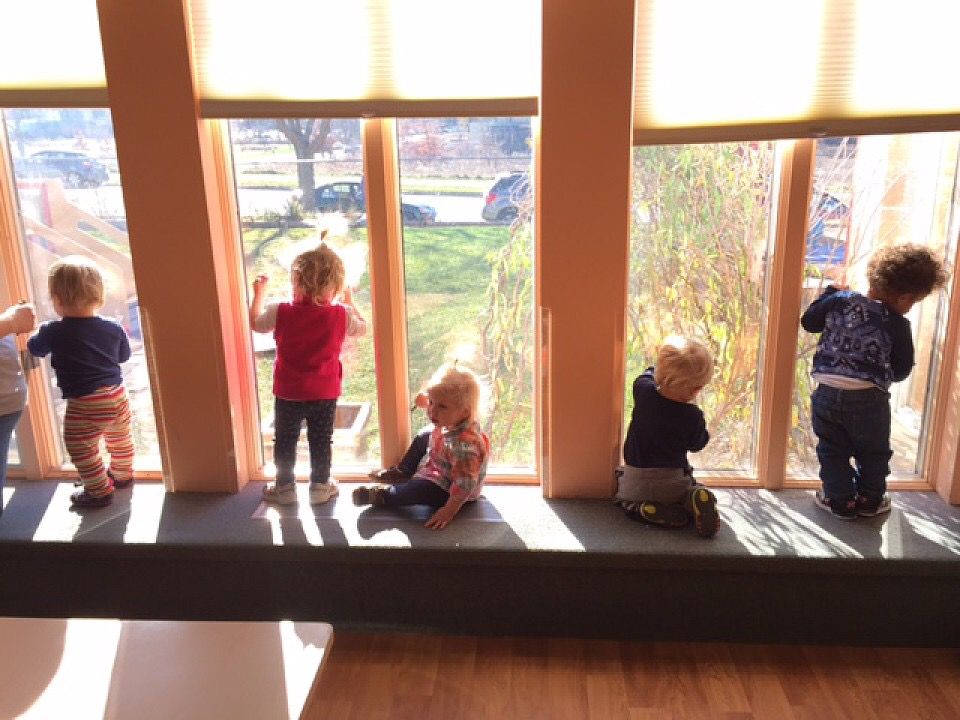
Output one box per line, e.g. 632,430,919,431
811,385,892,501
0,409,23,517
382,477,450,508
396,428,432,475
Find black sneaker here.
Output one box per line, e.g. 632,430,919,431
691,487,720,538
367,467,410,484
352,485,387,507
352,486,372,506
856,494,892,517
624,501,689,528
70,489,114,508
814,490,856,520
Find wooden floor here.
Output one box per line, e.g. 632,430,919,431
305,634,960,720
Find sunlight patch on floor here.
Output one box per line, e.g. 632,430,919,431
122,484,165,544
724,490,863,558
484,486,584,551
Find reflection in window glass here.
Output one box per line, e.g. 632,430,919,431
228,119,378,471
3,109,161,469
397,118,535,470
789,134,959,477
626,143,776,472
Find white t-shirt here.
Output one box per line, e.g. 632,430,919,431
0,335,27,416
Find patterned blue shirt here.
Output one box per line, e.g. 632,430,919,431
800,287,913,390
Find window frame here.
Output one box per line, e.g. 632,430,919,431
2,0,959,501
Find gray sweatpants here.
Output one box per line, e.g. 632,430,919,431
616,465,694,504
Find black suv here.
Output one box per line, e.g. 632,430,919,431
482,171,530,222
314,181,436,225
19,151,110,188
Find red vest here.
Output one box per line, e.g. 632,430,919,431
273,301,347,401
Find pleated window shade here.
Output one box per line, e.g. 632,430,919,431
0,1,107,107
633,0,960,144
190,0,541,118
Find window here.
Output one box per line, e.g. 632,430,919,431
397,117,536,471
626,142,776,473
2,108,161,470
227,118,378,473
788,133,960,479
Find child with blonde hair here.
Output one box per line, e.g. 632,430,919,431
617,335,720,537
353,364,490,530
27,256,134,508
802,243,947,518
250,236,366,505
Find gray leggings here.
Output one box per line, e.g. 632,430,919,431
616,465,694,504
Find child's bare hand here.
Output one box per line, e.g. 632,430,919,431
9,303,35,334
424,505,457,530
342,286,354,305
252,275,269,295
413,392,429,409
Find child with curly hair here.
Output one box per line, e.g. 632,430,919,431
353,364,490,530
250,237,366,505
801,243,948,519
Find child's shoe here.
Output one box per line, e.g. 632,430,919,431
352,484,387,507
309,479,339,504
262,482,298,505
813,490,856,520
691,487,720,538
70,489,114,508
624,501,689,528
367,466,410,484
108,469,134,489
855,493,891,517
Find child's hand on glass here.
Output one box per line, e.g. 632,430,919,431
341,286,354,305
251,275,269,296
413,392,429,409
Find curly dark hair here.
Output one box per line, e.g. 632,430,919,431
866,244,948,299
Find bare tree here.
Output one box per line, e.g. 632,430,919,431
274,119,332,213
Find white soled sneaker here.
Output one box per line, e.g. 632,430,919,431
262,482,298,505
309,478,339,505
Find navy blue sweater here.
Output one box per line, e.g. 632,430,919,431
622,367,709,471
28,316,130,398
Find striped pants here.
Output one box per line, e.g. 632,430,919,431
63,385,134,497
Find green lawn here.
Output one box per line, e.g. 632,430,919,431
244,222,533,467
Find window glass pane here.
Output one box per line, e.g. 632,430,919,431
626,142,776,472
789,134,959,478
3,109,161,469
397,118,535,470
228,119,378,472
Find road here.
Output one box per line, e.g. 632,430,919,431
63,185,487,225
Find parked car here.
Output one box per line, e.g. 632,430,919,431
481,171,530,223
18,150,110,188
313,181,436,225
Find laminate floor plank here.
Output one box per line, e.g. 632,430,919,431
308,635,960,720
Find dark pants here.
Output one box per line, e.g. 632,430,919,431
382,477,450,508
273,398,337,486
811,384,892,502
0,409,22,517
396,427,432,475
